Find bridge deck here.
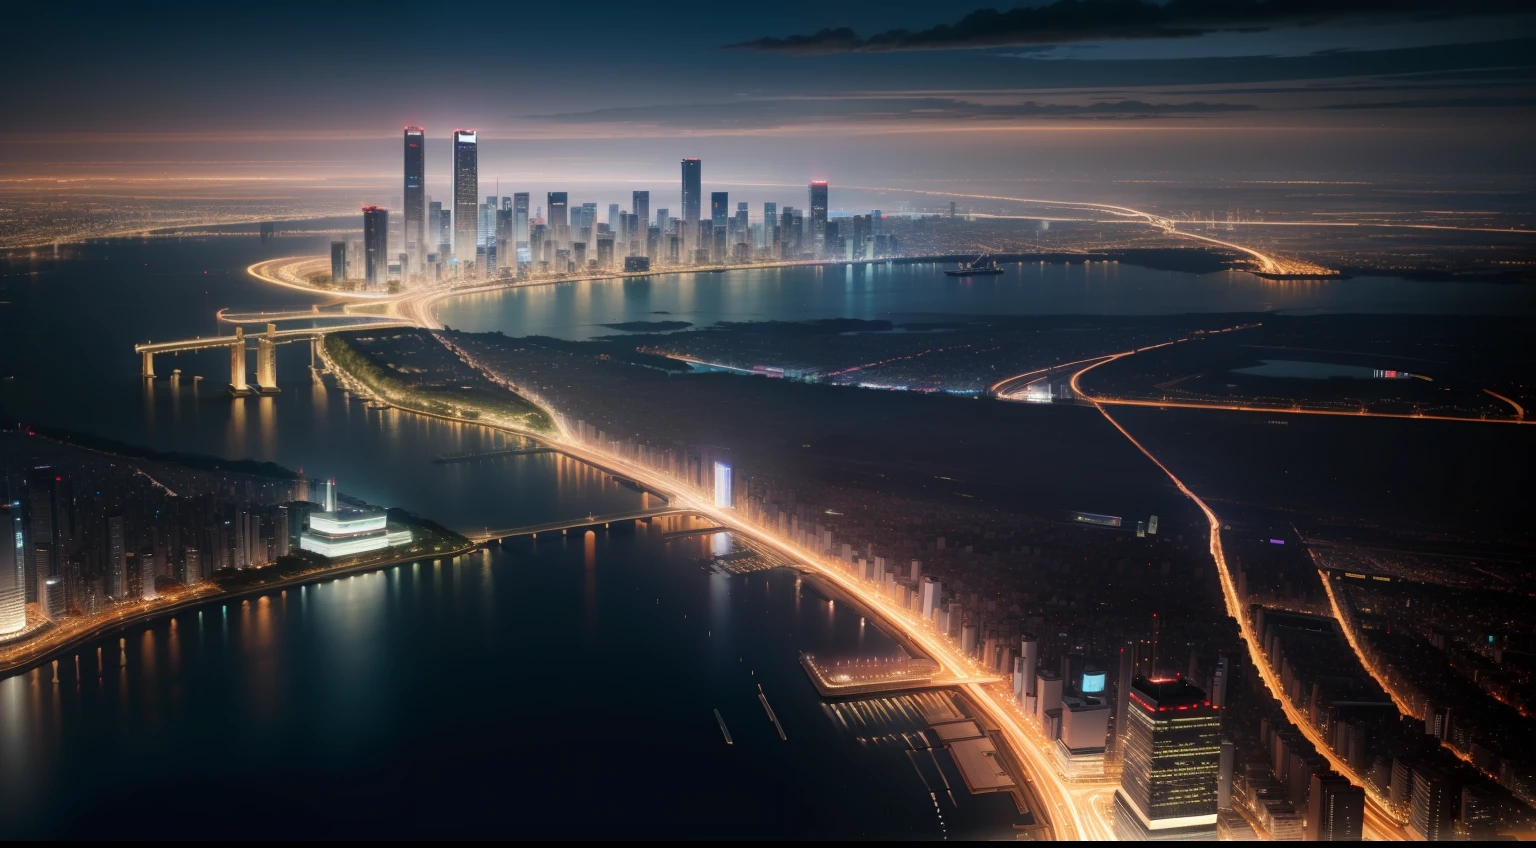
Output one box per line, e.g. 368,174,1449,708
468,507,689,542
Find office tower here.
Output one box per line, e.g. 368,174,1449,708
428,201,444,251
1019,634,1039,706
403,126,424,270
479,195,496,248
632,191,649,251
809,180,829,257
1218,738,1234,810
920,576,940,621
713,462,733,508
184,548,202,587
362,206,389,289
452,129,478,263
655,208,669,231
681,157,702,236
762,202,777,252
546,192,568,244
1113,677,1222,840
734,202,748,247
1408,766,1457,842
329,240,347,283
104,512,125,599
607,203,620,230
1307,772,1365,841
138,549,157,601
852,214,871,260
0,500,22,634
513,193,530,251
710,191,728,230
712,225,727,263
596,236,614,268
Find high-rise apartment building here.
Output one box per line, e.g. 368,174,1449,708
809,180,829,257
403,127,425,270
452,130,478,264
1113,677,1222,840
362,206,389,289
1307,772,1365,841
0,500,23,634
1409,766,1457,842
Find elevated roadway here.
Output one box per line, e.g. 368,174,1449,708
468,506,688,543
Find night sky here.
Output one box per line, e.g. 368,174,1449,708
6,1,1534,186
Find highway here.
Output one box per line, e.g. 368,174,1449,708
134,321,414,355
1054,342,1532,426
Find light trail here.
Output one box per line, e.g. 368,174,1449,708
1073,363,1408,839
1066,347,1532,426
842,183,1332,275
1483,388,1525,420
246,258,398,300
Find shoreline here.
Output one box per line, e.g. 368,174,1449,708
0,541,475,682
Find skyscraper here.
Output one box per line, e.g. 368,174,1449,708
1409,766,1457,842
0,499,23,635
632,191,650,253
713,461,733,508
513,193,530,251
547,192,568,243
680,157,701,227
362,206,389,289
809,180,829,257
452,130,478,264
1306,772,1365,841
330,241,346,283
403,126,425,271
762,201,777,252
1113,677,1222,840
711,192,728,229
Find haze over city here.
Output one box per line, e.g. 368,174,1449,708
1,0,1533,841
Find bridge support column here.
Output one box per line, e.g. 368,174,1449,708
255,324,279,394
141,351,155,378
227,327,253,396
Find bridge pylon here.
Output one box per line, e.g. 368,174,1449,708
141,350,155,379
255,323,280,394
228,326,253,396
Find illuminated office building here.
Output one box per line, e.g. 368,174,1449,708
0,500,23,635
632,191,650,253
513,193,530,250
330,241,346,283
362,206,389,289
1114,677,1222,841
809,180,828,257
1307,772,1365,841
403,126,425,270
452,129,478,264
713,461,733,508
299,506,411,559
547,192,568,244
680,158,701,243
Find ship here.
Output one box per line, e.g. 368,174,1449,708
944,254,1004,277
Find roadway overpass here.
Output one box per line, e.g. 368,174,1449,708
135,320,413,395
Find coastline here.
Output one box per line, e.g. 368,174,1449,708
0,540,476,681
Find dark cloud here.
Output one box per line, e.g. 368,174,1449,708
529,97,1257,130
730,0,1533,53
1320,95,1536,108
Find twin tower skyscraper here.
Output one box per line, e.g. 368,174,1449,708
398,126,477,271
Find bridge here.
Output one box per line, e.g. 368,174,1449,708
134,320,414,396
217,306,400,325
467,506,690,543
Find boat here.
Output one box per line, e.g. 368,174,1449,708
944,254,1004,277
